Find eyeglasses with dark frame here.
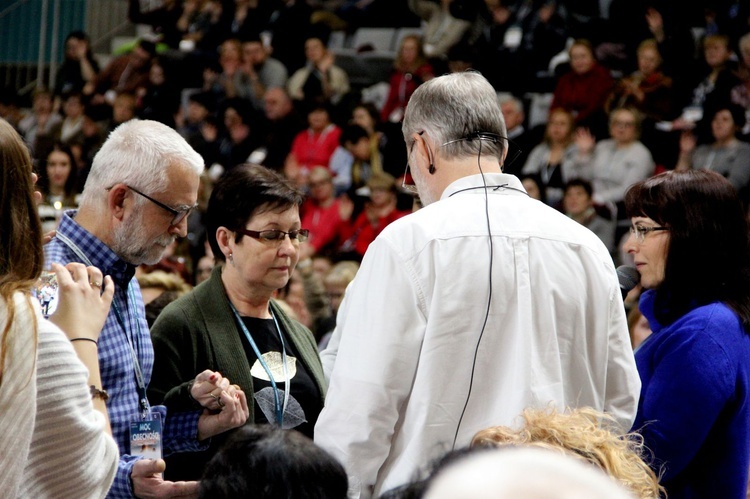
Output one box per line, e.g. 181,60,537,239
235,228,310,244
629,224,670,243
125,185,197,226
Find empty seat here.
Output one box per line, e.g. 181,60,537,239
351,27,396,53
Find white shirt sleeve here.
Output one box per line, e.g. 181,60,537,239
315,237,425,499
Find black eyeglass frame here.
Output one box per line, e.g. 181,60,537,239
125,185,198,226
235,228,310,243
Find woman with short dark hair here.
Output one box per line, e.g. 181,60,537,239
149,163,326,481
624,169,750,498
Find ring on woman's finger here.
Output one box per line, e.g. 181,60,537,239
90,280,102,288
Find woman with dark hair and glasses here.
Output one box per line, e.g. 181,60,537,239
623,169,750,498
148,163,326,481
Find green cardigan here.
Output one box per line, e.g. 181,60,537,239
148,265,327,480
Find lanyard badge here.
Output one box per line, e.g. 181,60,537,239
130,409,163,460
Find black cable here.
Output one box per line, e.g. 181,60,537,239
451,138,494,449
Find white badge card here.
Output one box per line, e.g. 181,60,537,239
130,413,163,460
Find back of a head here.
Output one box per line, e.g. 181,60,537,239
402,72,507,162
199,426,348,499
79,119,204,208
471,407,663,498
423,447,634,499
324,261,359,288
0,119,43,289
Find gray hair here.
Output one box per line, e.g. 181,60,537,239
497,93,523,115
402,72,507,162
424,448,633,499
79,119,204,207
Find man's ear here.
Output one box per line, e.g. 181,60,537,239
108,184,129,221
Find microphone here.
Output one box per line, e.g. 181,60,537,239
616,266,640,300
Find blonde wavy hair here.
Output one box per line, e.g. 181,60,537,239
471,407,664,499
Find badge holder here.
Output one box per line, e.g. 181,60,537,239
130,409,163,460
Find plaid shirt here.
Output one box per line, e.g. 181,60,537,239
45,211,206,498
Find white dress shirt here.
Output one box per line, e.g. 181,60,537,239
316,173,640,498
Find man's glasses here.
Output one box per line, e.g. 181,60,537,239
236,228,310,244
629,224,669,243
126,185,197,226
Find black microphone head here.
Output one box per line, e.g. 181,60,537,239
616,265,640,294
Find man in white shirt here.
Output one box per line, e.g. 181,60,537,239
314,72,640,499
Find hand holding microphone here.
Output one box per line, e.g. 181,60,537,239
616,265,640,301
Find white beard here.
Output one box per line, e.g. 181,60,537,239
111,208,174,265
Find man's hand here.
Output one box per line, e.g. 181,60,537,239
131,459,199,499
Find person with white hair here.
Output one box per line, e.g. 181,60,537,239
44,119,250,498
423,448,634,499
315,72,640,498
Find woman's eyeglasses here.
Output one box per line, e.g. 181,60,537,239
235,228,310,244
629,224,669,243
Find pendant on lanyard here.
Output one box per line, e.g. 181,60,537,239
230,302,290,426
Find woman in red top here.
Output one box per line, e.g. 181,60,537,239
381,35,434,124
551,39,614,135
287,103,342,182
336,172,409,260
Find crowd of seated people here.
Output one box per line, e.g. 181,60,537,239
5,2,750,317
1,0,748,286
2,1,750,497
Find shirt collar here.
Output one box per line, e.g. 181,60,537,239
57,209,136,286
441,173,527,200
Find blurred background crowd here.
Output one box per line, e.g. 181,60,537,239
2,0,750,349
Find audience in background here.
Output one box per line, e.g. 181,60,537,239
37,143,80,233
406,0,471,59
380,35,434,124
238,37,289,111
676,104,750,204
497,94,536,175
287,36,350,107
550,39,614,137
137,270,193,327
522,108,576,207
562,178,616,254
53,31,99,102
336,171,408,260
570,107,655,209
287,102,341,179
83,39,154,107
